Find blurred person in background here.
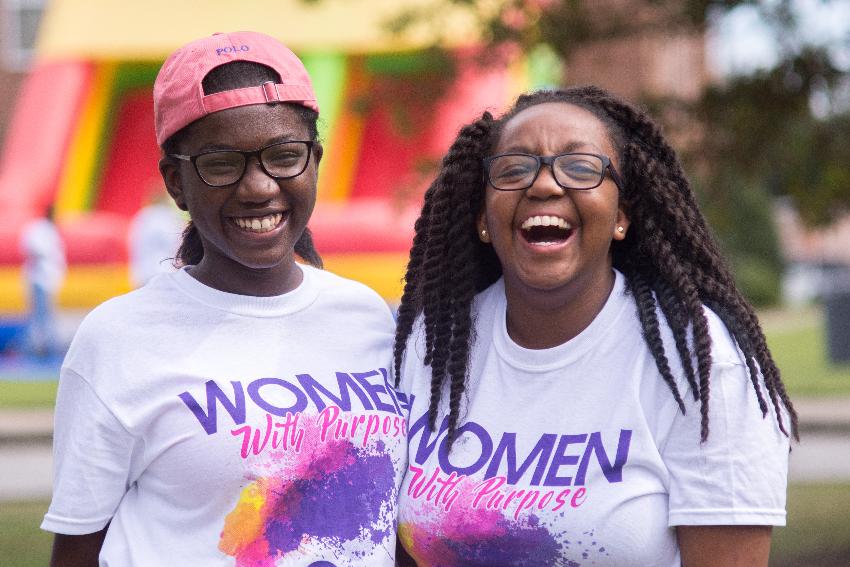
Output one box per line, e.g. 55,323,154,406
128,187,184,287
20,204,66,359
41,31,405,566
394,86,796,567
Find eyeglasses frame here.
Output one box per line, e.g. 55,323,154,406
483,152,624,192
169,140,315,188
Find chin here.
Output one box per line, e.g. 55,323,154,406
512,271,578,295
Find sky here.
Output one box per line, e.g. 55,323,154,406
707,0,850,76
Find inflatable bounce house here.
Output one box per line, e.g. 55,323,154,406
0,0,558,327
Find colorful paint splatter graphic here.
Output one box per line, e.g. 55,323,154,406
400,506,565,566
219,428,396,566
400,489,610,566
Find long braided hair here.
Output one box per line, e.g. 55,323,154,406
394,86,797,446
161,60,323,269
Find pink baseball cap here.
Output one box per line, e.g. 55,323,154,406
153,31,319,146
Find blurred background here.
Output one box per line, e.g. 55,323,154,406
0,0,849,565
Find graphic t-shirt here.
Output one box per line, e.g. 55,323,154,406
397,271,789,567
42,266,408,566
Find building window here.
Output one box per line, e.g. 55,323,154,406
3,0,46,70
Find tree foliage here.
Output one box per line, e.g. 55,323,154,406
379,0,850,304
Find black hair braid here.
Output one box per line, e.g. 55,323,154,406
654,278,698,400
294,227,322,268
629,273,687,413
638,204,715,440
393,203,433,386
420,176,453,368
394,113,495,436
425,119,493,432
176,221,204,267
420,185,453,430
443,179,482,446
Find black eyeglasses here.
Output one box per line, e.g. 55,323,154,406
483,152,623,192
169,140,314,187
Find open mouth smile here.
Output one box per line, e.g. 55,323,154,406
232,213,284,234
520,215,574,246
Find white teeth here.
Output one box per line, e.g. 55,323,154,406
234,213,283,233
521,215,571,230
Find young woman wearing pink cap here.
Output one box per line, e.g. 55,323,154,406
42,31,406,566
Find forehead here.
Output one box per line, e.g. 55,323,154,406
179,103,308,151
495,102,614,156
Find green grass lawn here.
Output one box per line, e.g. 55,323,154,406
3,483,848,566
771,483,850,567
0,501,52,566
0,380,57,408
764,308,850,396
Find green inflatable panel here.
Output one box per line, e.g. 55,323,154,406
300,52,348,142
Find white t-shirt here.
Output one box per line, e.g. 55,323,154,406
43,265,408,567
397,270,789,567
21,218,66,293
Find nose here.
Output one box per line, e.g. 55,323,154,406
525,161,565,200
237,157,278,203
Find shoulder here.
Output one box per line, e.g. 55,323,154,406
700,305,748,367
66,274,178,355
398,279,501,390
303,265,395,323
629,281,747,369
75,287,155,334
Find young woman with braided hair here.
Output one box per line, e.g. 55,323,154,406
394,86,795,566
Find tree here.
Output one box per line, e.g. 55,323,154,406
386,0,850,304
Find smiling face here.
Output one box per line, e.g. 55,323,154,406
478,102,629,307
160,103,321,295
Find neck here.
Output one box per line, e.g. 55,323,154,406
503,268,616,349
189,258,303,297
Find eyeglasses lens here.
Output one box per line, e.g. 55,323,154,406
195,152,246,186
488,155,538,191
260,142,310,178
554,155,604,189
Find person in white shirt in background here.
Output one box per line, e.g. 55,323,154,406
20,204,67,358
128,188,184,287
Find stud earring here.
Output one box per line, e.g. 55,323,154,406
617,226,625,234
480,228,489,242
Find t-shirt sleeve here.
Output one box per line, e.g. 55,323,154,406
41,367,137,535
662,361,790,527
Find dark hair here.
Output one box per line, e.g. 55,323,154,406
162,60,322,268
394,86,797,446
